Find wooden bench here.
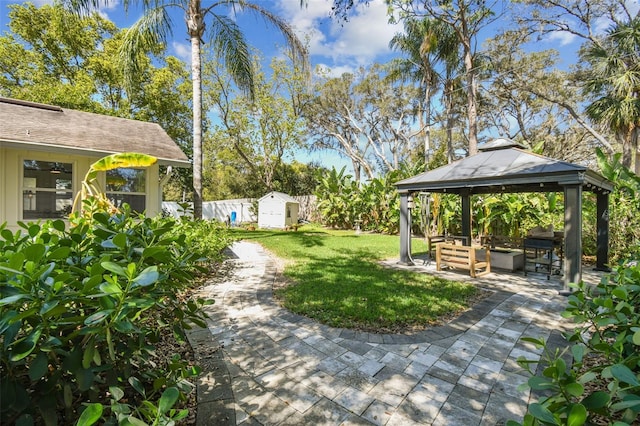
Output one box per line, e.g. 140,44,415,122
427,235,470,259
436,243,491,278
427,235,454,258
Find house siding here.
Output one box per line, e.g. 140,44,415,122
1,146,161,230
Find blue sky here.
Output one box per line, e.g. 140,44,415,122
2,0,633,172
0,0,408,171
1,0,405,77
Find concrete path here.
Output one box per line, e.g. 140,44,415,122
187,241,604,425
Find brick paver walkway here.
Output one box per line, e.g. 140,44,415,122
187,241,603,425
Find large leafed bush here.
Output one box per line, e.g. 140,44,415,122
0,205,231,425
511,253,640,426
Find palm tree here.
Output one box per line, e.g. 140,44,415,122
388,18,439,169
388,18,459,168
583,17,640,173
439,30,463,164
66,0,308,219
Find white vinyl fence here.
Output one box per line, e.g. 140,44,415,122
162,199,256,224
162,195,318,224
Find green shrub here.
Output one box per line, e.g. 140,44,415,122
0,205,230,425
510,254,640,426
315,165,422,234
173,217,234,265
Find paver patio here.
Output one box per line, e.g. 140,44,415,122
187,241,604,425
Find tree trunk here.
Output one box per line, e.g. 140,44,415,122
353,161,361,183
445,80,454,163
191,36,203,220
618,129,632,169
631,126,639,175
188,1,204,220
424,83,432,169
464,44,478,156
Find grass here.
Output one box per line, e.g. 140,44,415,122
231,224,480,333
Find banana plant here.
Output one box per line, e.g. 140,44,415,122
71,152,157,216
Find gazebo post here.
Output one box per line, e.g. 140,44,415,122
398,192,414,266
563,184,583,293
595,191,611,272
461,190,472,246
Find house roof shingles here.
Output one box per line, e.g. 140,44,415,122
0,97,190,167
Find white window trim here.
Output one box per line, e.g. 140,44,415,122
104,167,148,213
20,157,75,221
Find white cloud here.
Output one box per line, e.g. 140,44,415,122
21,0,123,19
546,30,577,46
314,63,357,78
171,41,191,64
94,0,121,20
275,0,401,71
98,0,120,12
20,0,53,6
326,0,400,64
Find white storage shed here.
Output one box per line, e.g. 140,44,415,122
258,191,299,229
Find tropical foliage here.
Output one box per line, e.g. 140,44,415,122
510,255,640,426
72,153,158,217
1,151,232,424
0,205,232,425
315,164,423,234
473,193,560,239
593,148,640,263
582,17,640,172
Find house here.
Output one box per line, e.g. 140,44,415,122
257,191,299,229
0,97,190,229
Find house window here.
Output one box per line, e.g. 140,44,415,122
22,160,73,220
106,168,146,213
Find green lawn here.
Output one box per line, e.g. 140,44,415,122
231,225,480,333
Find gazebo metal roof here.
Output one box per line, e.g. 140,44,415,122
396,140,613,194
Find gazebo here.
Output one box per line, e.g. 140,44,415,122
395,139,614,293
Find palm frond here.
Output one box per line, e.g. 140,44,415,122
61,0,104,14
231,1,309,76
62,0,165,15
71,152,157,216
207,13,255,98
90,152,158,172
119,6,173,85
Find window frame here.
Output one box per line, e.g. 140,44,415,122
21,158,75,221
104,167,148,214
